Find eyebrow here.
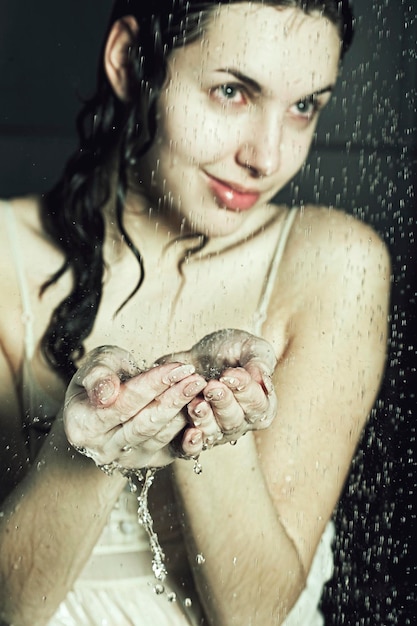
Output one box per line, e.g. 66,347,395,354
215,67,335,100
215,68,263,94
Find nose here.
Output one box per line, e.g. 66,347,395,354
236,110,283,178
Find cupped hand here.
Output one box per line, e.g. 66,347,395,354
157,329,278,449
63,346,208,469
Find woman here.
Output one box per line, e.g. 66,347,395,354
0,1,390,625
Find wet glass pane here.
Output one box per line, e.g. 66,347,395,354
0,2,415,624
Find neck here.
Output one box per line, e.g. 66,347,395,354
103,190,203,269
103,187,282,267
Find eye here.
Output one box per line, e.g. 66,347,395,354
210,83,248,106
290,96,320,120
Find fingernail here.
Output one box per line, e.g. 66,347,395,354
162,364,195,385
190,431,203,446
184,379,206,397
193,401,209,418
219,378,245,392
93,379,115,404
219,376,237,388
204,388,224,401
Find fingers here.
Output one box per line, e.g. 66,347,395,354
238,336,277,375
76,346,141,388
220,367,273,420
65,338,277,469
115,364,199,420
154,350,191,367
102,373,207,467
187,398,225,445
67,345,140,409
186,366,276,444
82,367,121,407
76,361,199,424
117,373,207,445
64,356,208,466
181,427,204,457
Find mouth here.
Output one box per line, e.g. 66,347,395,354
205,173,261,212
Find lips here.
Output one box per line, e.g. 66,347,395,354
205,174,260,212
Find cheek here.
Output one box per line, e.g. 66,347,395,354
283,128,316,172
161,95,239,165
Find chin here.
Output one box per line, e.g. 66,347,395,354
186,207,246,238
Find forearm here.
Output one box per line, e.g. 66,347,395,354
172,434,305,626
0,417,126,626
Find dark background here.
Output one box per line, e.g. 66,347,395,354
0,2,416,624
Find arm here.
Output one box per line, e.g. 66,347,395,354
173,435,305,625
171,214,391,625
0,414,126,626
0,347,208,626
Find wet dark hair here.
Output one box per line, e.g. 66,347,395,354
40,0,354,381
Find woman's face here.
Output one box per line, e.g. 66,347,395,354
137,4,341,237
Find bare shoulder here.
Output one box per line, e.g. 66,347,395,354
283,205,391,292
0,195,46,292
276,204,392,357
0,196,62,369
0,195,45,250
0,194,63,269
297,205,388,259
263,205,391,350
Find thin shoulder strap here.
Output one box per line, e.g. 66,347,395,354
3,201,36,360
254,207,298,333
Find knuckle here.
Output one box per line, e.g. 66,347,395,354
229,413,243,428
200,420,221,437
222,424,242,436
220,415,242,434
247,395,268,416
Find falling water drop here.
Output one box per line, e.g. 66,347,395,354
136,468,168,584
193,457,203,474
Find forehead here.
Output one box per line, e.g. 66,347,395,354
171,4,341,97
